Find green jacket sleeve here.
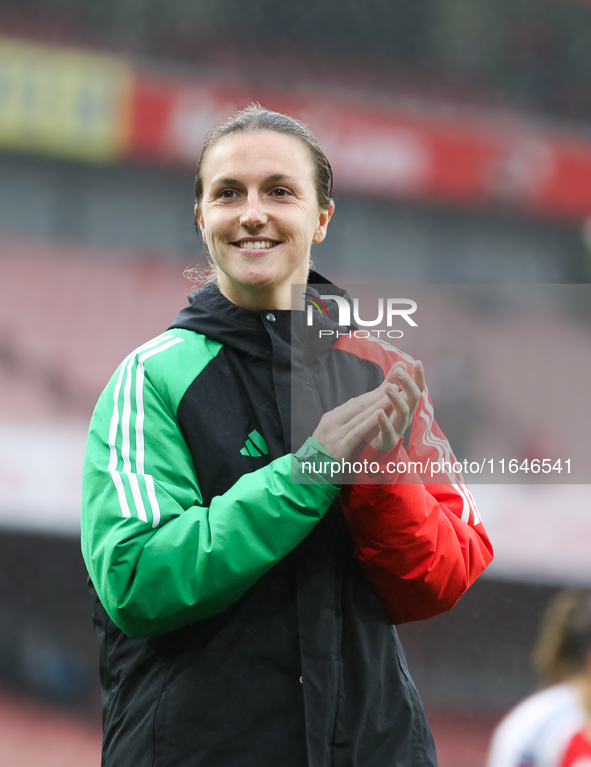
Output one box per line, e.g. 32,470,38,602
81,332,339,638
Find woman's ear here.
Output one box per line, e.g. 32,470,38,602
194,204,206,243
312,201,335,244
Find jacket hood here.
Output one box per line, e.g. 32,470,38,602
169,270,355,364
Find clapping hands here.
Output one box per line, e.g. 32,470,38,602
311,360,425,462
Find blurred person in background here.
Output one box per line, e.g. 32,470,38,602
488,590,591,767
81,105,492,767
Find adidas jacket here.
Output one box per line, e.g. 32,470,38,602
81,272,493,767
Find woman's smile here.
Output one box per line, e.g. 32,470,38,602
231,238,282,253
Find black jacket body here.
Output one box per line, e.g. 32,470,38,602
90,273,438,767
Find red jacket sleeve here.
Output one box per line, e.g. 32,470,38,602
339,393,493,625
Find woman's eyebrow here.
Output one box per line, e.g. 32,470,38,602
211,174,300,186
265,174,299,184
212,177,242,187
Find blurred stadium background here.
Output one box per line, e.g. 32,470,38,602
1,1,591,764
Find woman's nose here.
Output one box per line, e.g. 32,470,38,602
240,193,267,227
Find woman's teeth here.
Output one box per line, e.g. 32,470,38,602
237,241,277,249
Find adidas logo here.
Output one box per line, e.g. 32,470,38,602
240,430,269,457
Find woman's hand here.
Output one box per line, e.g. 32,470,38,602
311,360,426,461
368,360,425,453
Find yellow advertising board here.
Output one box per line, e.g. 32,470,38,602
0,38,132,162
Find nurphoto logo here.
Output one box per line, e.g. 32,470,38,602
304,293,418,339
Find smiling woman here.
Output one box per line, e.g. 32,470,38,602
195,129,333,310
80,104,493,767
193,106,335,310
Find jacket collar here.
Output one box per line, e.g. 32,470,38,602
169,271,355,365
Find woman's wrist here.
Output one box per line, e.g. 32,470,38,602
293,437,342,486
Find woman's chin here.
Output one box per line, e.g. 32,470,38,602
229,265,284,292
215,254,310,307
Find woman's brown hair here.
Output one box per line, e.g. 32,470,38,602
534,590,591,685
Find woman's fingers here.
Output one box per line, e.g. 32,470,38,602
385,384,410,429
312,390,394,461
368,361,426,452
412,360,426,393
375,409,399,452
337,407,385,459
333,359,424,429
384,361,407,385
392,367,421,418
344,392,393,431
327,387,391,429
367,386,407,452
311,359,429,461
383,362,425,417
331,394,392,448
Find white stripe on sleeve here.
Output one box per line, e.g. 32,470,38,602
107,335,177,521
419,392,481,525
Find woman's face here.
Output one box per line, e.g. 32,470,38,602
196,131,334,310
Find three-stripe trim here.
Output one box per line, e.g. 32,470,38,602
418,391,480,526
107,334,184,528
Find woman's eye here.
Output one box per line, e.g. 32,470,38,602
218,189,238,199
271,188,291,197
